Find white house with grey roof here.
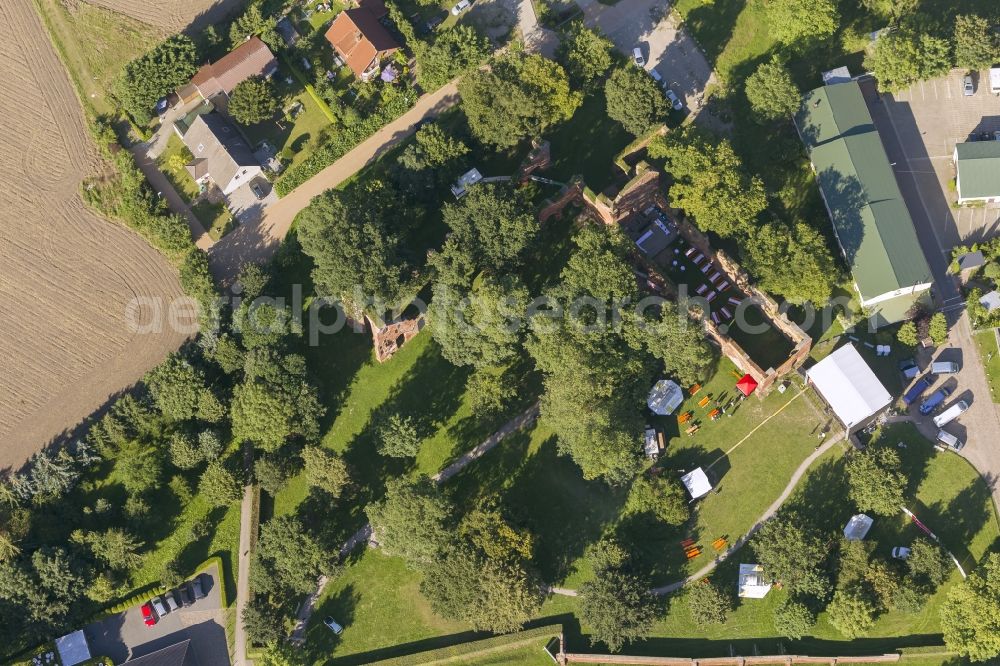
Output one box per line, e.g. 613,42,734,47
180,113,261,195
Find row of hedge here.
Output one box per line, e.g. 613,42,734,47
98,556,229,618
274,86,417,196
371,624,561,665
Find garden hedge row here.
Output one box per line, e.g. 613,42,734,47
370,624,561,665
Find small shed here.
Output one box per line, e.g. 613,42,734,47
844,513,874,541
647,379,683,416
737,563,772,598
55,630,91,666
957,251,985,273
980,290,1000,312
451,168,483,198
681,467,712,499
821,66,851,85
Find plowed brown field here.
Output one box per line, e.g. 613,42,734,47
83,0,243,31
0,0,186,470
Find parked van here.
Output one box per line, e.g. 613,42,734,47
936,429,964,451
933,400,969,427
931,361,959,374
902,376,933,406
990,67,1000,95
919,387,951,415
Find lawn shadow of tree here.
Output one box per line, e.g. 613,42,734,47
919,478,994,573
783,454,853,534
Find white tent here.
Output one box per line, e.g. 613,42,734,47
844,513,874,541
681,467,712,499
806,343,891,429
55,630,91,666
737,563,772,598
648,379,683,416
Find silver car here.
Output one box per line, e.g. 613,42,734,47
150,596,169,616
963,75,974,96
665,88,684,111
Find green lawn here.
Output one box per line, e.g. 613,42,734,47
532,422,999,659
972,329,1000,402
156,135,200,203
191,199,234,241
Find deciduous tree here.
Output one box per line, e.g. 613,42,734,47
625,474,690,525
301,446,350,496
774,598,815,639
557,21,614,89
441,183,539,273
605,66,668,136
459,53,581,147
845,446,906,516
827,589,877,638
762,0,839,46
579,540,658,652
907,537,950,590
954,15,998,72
745,57,800,121
366,476,454,567
687,579,733,625
418,25,491,91
199,460,242,507
145,353,207,422
228,76,279,125
115,35,199,124
865,30,951,93
374,413,422,458
941,552,1000,661
743,222,837,305
752,514,829,596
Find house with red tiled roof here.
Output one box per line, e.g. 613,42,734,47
325,6,400,80
177,36,278,103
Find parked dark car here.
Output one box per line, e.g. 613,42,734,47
250,180,267,200
897,357,919,380
191,574,207,601
919,386,952,415
177,583,194,607
902,375,933,406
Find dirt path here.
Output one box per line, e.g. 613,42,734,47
0,0,185,469
207,82,461,282
233,446,255,666
287,402,540,644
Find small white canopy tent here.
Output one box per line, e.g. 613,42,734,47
648,379,683,416
844,513,874,541
681,467,712,499
806,343,891,429
738,563,772,598
55,630,91,666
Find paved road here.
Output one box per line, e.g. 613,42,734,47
207,82,461,283
289,402,541,644
84,564,227,665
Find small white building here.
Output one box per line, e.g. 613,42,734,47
806,343,891,431
737,563,772,599
647,379,683,416
54,630,91,666
844,513,874,541
980,290,1000,313
451,168,483,198
681,467,712,500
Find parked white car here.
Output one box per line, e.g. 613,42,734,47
665,88,683,111
451,0,470,14
892,546,911,560
324,616,344,634
632,47,645,67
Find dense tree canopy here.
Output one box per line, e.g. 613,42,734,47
762,0,839,46
625,474,690,525
907,537,950,590
578,539,658,652
144,353,208,422
845,446,906,516
374,412,422,458
429,274,529,369
827,589,877,638
253,515,332,595
745,57,800,122
743,222,837,305
297,183,414,308
418,25,491,91
865,29,951,93
649,131,767,237
557,22,614,89
954,14,997,72
625,302,716,386
115,35,199,124
752,514,829,596
441,183,539,274
231,351,324,450
941,552,1000,661
366,476,454,568
301,446,350,496
228,76,279,125
773,598,815,639
605,66,668,136
687,579,733,625
459,53,581,147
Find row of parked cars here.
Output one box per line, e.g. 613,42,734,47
141,573,210,627
632,48,684,111
899,359,968,450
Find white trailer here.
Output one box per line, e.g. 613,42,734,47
990,67,1000,94
933,400,969,428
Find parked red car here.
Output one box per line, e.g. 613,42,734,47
141,602,157,627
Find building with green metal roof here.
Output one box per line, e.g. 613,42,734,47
954,141,1000,204
795,81,933,327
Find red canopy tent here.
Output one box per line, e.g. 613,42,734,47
736,373,758,397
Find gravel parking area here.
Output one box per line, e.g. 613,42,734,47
875,69,1000,252
84,565,228,665
578,0,727,132
228,178,278,226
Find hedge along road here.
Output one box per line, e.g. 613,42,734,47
207,81,460,284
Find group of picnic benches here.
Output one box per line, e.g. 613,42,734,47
681,536,728,560
676,383,739,436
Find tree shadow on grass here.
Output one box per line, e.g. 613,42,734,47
500,436,628,584
444,429,534,510
783,455,853,534
920,479,995,573
304,583,362,660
